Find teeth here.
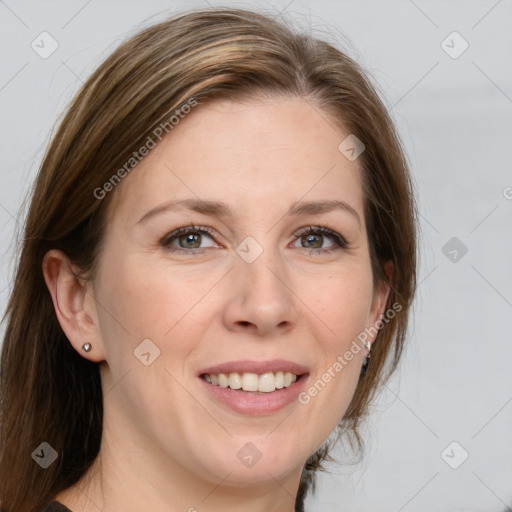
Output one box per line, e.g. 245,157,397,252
275,371,284,389
258,372,276,392
229,372,242,390
242,372,259,391
218,373,229,388
203,371,299,392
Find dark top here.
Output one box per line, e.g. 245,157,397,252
39,502,72,512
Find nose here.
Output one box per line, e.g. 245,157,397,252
221,246,298,337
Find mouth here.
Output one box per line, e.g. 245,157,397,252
197,360,310,415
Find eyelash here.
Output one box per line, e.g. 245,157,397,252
161,224,348,256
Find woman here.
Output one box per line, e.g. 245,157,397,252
0,7,417,512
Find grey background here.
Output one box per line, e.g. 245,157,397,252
1,1,511,511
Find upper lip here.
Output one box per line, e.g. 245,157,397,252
199,359,310,376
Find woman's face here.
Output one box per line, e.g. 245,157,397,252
87,97,389,492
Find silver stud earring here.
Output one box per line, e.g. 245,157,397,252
362,340,371,366
82,342,92,352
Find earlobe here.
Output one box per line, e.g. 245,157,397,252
42,249,105,362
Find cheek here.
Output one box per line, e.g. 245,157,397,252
308,269,374,348
295,269,373,434
100,254,199,330
95,258,213,439
96,254,224,371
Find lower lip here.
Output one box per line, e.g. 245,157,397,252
199,375,309,416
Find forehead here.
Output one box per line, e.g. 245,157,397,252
106,97,364,226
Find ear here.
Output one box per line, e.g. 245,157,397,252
367,260,393,344
42,249,105,362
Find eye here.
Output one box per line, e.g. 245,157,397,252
161,224,348,255
161,224,218,252
291,226,348,254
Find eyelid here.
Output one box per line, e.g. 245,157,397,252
291,225,348,253
293,225,348,246
161,224,218,247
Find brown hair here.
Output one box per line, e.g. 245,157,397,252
0,7,417,511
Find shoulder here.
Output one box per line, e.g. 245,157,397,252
38,502,73,512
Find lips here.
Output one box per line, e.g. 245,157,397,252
199,359,310,376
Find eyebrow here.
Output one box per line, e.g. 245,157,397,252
136,198,361,227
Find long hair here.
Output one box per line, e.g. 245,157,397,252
0,7,417,511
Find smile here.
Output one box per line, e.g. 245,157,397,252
198,360,310,415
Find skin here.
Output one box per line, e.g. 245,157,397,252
43,96,391,512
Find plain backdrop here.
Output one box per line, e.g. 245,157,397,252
1,1,511,511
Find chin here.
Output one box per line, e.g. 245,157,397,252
195,435,308,486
